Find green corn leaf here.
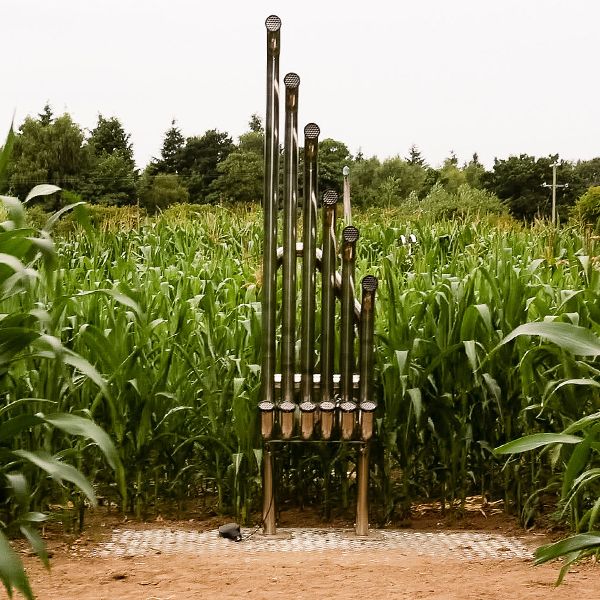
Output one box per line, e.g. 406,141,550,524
42,413,120,471
561,440,591,500
0,196,25,228
534,533,600,565
5,473,29,508
495,433,582,454
12,450,97,505
549,378,600,400
0,530,34,600
0,415,45,443
498,321,600,357
563,411,600,435
19,525,49,569
61,352,107,392
24,184,61,205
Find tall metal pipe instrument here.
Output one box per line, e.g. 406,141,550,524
278,72,301,440
260,14,281,536
339,225,360,440
358,275,378,441
355,275,378,536
298,123,320,439
319,190,338,439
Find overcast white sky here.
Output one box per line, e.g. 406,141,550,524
3,0,598,169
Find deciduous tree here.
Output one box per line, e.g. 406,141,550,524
9,108,88,207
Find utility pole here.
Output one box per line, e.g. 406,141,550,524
542,162,568,225
342,165,352,225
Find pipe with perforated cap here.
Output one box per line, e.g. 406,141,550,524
359,275,378,441
299,123,320,411
320,190,338,406
261,14,281,416
339,226,359,440
281,72,300,416
261,14,281,537
317,189,337,440
340,226,359,404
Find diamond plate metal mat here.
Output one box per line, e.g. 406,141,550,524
91,528,532,561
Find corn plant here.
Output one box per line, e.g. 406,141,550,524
6,197,597,531
495,321,600,582
0,184,125,599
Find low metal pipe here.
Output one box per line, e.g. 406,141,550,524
340,403,356,441
359,275,378,441
281,73,300,409
319,405,335,441
259,400,275,439
300,402,316,440
320,190,338,406
340,226,360,404
261,15,281,409
300,123,320,408
279,403,295,439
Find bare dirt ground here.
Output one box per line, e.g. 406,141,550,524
6,502,599,600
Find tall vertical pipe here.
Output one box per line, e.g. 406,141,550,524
261,15,281,410
299,123,320,407
340,226,360,404
281,73,300,410
261,14,281,536
357,277,377,534
359,275,378,441
320,190,338,405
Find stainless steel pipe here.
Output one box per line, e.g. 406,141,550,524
319,190,338,439
320,190,338,405
300,123,320,408
339,226,359,441
359,275,378,441
261,14,281,536
281,72,300,410
340,226,359,404
261,15,281,411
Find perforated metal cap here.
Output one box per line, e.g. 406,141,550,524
322,190,338,206
258,401,275,411
265,15,281,31
340,401,357,412
304,123,320,139
300,401,317,412
343,226,359,244
279,401,296,412
319,400,335,411
284,73,300,88
362,275,378,292
360,401,377,412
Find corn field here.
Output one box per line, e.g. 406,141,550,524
2,202,599,531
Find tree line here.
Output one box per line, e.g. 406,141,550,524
3,104,600,222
